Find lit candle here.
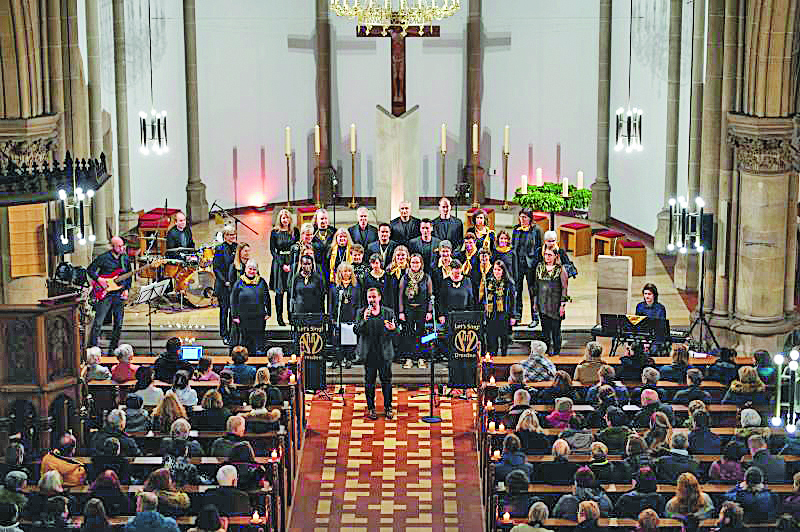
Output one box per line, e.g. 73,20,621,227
577,170,584,189
493,449,501,459
350,123,357,153
472,122,479,154
503,125,510,154
489,375,496,385
314,124,321,155
484,353,492,362
498,423,505,432
285,126,291,156
251,511,260,523
562,177,569,197
488,421,495,432
289,374,296,384
290,354,297,363
521,174,528,190
441,123,447,153
486,400,493,410
271,449,278,459
502,512,511,523
535,167,543,186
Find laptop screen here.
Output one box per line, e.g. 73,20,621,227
180,345,203,361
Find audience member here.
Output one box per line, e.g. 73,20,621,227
688,409,721,455
171,370,198,407
494,434,535,484
193,390,232,432
706,347,739,385
665,472,715,520
539,371,578,405
80,498,112,532
673,368,713,405
783,472,800,520
723,466,779,523
159,418,204,457
620,435,653,479
574,342,605,385
152,392,188,434
635,508,659,532
163,439,203,488
501,470,540,518
596,407,634,454
586,385,618,429
615,466,664,518
201,465,251,516
632,389,674,428
713,501,747,532
26,471,75,523
575,500,605,532
505,389,532,428
515,409,551,455
153,337,193,384
40,433,86,487
217,370,243,407
644,411,672,458
254,367,283,405
536,439,579,486
632,367,666,405
223,346,257,385
0,444,28,481
187,504,229,532
83,346,111,381
133,366,165,407
211,416,247,457
545,397,574,429
111,344,138,383
659,345,690,382
588,442,616,483
709,442,745,483
722,366,768,406
500,364,528,396
226,441,267,491
553,466,613,520
243,390,280,436
90,409,141,457
519,340,556,382
143,468,190,517
89,470,129,517
123,394,151,432
30,494,77,531
748,434,786,483
729,408,769,458
509,501,553,532
585,365,629,405
123,491,180,532
267,346,292,385
654,432,700,483
88,437,130,484
194,356,219,381
0,472,27,517
0,501,23,532
558,415,593,454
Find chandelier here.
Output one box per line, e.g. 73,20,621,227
614,0,643,153
138,0,168,156
330,0,461,29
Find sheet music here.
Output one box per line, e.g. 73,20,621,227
341,323,357,345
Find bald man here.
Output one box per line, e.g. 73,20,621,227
390,200,421,247
348,207,378,249
432,197,464,250
164,211,195,259
87,236,130,350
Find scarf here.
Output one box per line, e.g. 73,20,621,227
495,245,511,253
240,273,261,285
461,247,476,276
315,227,332,243
329,242,353,282
404,269,425,300
389,260,407,279
518,224,530,232
484,276,506,313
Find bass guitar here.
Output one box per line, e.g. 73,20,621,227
90,259,165,302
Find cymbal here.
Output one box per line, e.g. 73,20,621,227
141,235,167,241
166,247,197,252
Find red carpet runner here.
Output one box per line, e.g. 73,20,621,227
290,386,482,531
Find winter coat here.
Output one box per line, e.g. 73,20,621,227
654,451,700,483
123,510,181,532
597,426,635,454
724,484,780,523
494,451,535,484
721,379,768,406
709,460,744,483
559,429,594,454
545,410,573,429
688,428,722,455
615,489,665,518
552,486,614,520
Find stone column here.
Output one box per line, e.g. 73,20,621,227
113,0,135,231
464,0,484,204
654,0,682,252
315,0,333,204
85,0,108,256
698,0,724,315
183,0,208,222
47,0,65,159
687,0,705,201
589,0,611,223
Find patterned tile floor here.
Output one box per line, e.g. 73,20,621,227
290,386,482,531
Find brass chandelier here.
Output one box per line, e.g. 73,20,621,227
330,0,461,29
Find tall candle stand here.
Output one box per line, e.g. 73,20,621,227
349,151,357,209
285,153,291,208
440,150,446,198
502,151,510,210
314,153,321,208
471,152,479,208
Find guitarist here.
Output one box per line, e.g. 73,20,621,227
87,236,130,350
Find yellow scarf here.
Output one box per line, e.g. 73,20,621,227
438,261,452,279
495,245,511,253
389,261,407,279
328,242,353,282
240,274,261,285
461,248,476,275
518,225,530,232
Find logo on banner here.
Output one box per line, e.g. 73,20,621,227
455,329,478,353
300,332,323,355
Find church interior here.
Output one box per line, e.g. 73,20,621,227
0,0,799,530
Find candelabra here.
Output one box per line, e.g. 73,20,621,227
502,151,510,210
771,349,799,434
138,110,169,155
330,0,461,28
614,0,643,154
57,185,95,248
349,151,357,209
285,153,291,208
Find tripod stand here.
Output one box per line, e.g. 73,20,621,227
421,295,443,423
686,249,720,351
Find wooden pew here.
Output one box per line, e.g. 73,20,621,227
491,516,776,532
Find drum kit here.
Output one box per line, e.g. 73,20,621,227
137,237,218,309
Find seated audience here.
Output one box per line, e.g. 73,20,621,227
0,472,27,517
224,346,257,385
0,501,22,532
635,508,659,532
631,367,666,405
171,370,198,407
784,472,800,520
40,433,86,487
722,366,768,406
0,443,28,481
194,356,219,381
709,442,745,483
515,409,551,455
673,368,713,405
123,394,151,432
574,342,605,385
659,345,691,383
89,437,130,484
80,498,112,532
254,367,283,405
585,365,629,405
143,468,190,517
267,347,292,385
26,471,76,523
90,409,141,457
545,397,574,429
620,435,653,479
520,340,556,383
500,364,528,396
509,501,553,532
596,406,634,454
211,415,247,457
243,390,281,436
553,466,613,520
645,411,672,458
89,470,129,517
754,349,776,386
728,408,769,458
133,366,165,407
226,441,267,491
202,465,251,516
539,371,578,405
615,466,664,518
83,346,111,381
501,470,540,518
707,347,739,385
748,434,786,483
153,337,193,384
688,409,721,455
505,389,532,428
575,500,604,532
724,466,779,523
192,390,232,432
152,392,188,434
536,439,579,486
217,370,243,407
586,385,618,429
159,418,203,457
632,389,674,428
665,472,715,520
111,344,138,383
494,434,535,484
30,494,77,531
654,432,700,483
187,504,229,532
714,501,748,532
123,491,180,532
559,416,593,454
163,439,203,488
588,442,617,483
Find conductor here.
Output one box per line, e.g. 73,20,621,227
354,287,398,420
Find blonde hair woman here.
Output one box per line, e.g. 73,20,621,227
270,209,299,326
722,365,767,406
515,409,550,454
152,391,188,434
386,245,409,313
328,228,354,283
329,261,361,369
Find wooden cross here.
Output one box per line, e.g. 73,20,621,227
357,24,441,117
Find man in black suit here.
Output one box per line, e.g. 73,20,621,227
354,288,398,420
408,219,441,275
348,207,378,249
213,226,238,344
164,211,195,259
202,465,251,516
390,200,421,247
366,223,398,270
432,197,464,250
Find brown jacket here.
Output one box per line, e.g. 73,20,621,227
40,450,86,487
573,359,604,385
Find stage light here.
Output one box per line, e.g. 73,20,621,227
789,360,798,372
775,354,785,365
771,417,783,427
790,349,799,361
696,245,704,253
58,189,67,200
86,189,94,198
668,198,676,207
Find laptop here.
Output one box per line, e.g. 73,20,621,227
180,345,203,361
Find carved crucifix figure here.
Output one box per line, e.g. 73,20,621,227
357,25,441,117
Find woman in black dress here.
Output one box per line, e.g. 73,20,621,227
362,253,387,307
492,230,515,281
291,254,326,316
438,258,474,321
384,245,409,312
512,209,543,327
398,253,433,369
329,262,362,369
327,228,353,284
481,260,518,356
270,209,299,326
313,209,336,282
231,259,271,354
227,243,251,343
535,246,569,355
472,208,495,254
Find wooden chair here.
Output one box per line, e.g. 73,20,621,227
297,205,316,228
591,229,625,261
557,222,591,256
532,213,549,233
616,239,647,276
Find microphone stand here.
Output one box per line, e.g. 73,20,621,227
209,200,259,238
334,286,347,400
421,294,443,424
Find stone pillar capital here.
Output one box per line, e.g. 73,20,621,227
727,113,796,174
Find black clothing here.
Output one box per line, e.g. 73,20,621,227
390,216,421,247
535,455,578,485
191,407,232,432
329,283,363,323
355,306,397,411
398,272,432,360
89,427,141,457
213,241,238,338
361,271,388,307
269,228,299,294
348,224,379,250
439,277,474,315
229,461,267,491
384,269,405,312
231,276,271,354
432,216,464,250
153,353,193,384
654,451,700,483
482,275,517,356
673,385,713,405
615,490,665,518
516,430,552,455
89,455,131,483
512,224,542,316
90,486,130,516
408,236,442,275
312,226,336,280
87,250,130,349
87,249,132,290
493,248,515,281
165,226,195,259
202,486,251,516
291,271,326,315
367,240,399,270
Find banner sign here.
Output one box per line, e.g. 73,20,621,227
294,314,327,391
448,311,483,388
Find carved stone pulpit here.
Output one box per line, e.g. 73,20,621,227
0,300,82,452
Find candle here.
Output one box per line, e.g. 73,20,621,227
350,123,357,153
290,354,297,363
498,423,505,432
535,167,543,186
285,126,291,156
562,177,569,197
486,400,493,410
251,511,260,523
441,123,447,153
503,125,510,154
502,512,511,523
289,374,296,384
556,143,561,178
577,170,584,189
521,174,528,190
489,375,496,385
488,421,495,432
271,450,279,459
314,124,321,155
493,449,501,459
472,122,479,154
484,353,492,362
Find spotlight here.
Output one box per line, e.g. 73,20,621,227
668,198,676,207
771,417,783,427
789,360,798,372
88,234,96,242
696,245,704,253
774,354,785,366
86,189,94,198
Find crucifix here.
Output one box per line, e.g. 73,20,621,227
357,24,441,117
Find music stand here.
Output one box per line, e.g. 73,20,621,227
133,279,170,356
599,314,623,354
